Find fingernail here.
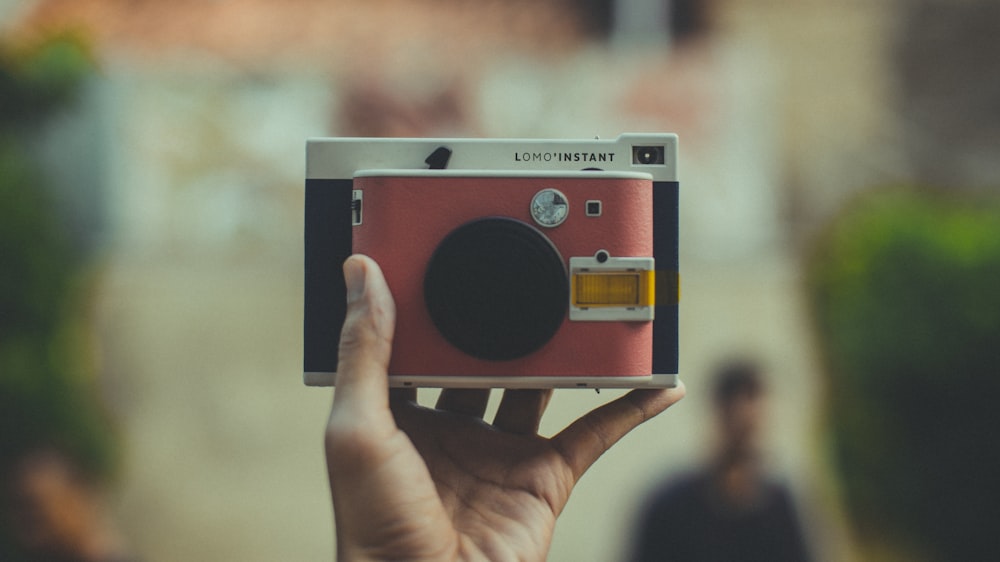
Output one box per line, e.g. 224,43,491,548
344,257,366,304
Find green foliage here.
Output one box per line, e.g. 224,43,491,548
0,30,95,129
806,188,1000,560
0,29,115,559
0,140,74,350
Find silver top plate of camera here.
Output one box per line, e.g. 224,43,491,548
307,133,678,181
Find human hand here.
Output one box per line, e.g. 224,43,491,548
325,255,685,561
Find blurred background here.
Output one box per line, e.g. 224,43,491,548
2,0,998,560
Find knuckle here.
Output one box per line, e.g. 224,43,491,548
338,301,394,358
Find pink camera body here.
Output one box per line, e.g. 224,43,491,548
304,133,679,389
353,171,653,384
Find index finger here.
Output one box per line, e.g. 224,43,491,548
550,384,685,481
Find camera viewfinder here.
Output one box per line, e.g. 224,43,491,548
632,145,665,166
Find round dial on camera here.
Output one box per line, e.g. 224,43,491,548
530,188,569,228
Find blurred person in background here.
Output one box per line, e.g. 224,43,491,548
630,359,810,562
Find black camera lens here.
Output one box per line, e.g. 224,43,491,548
424,217,568,361
632,145,665,165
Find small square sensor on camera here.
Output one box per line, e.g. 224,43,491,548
586,200,602,217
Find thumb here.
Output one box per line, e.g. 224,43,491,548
331,255,397,413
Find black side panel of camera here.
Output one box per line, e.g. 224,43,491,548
304,178,353,373
652,180,680,375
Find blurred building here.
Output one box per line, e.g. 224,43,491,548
894,0,1000,189
10,0,907,264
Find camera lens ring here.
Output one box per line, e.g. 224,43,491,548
424,217,568,362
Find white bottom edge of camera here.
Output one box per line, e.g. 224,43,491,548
304,372,679,389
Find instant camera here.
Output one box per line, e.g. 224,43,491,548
304,133,679,388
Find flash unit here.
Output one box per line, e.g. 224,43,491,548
569,253,655,322
573,270,655,307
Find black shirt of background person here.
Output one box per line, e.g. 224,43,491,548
630,465,811,562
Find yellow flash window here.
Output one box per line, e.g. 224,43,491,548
572,271,655,308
